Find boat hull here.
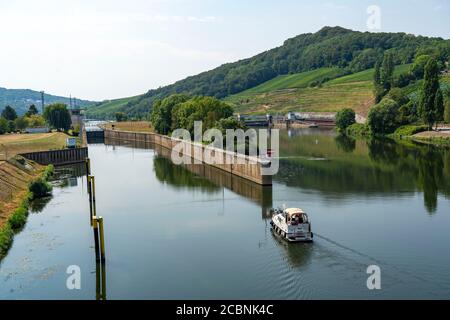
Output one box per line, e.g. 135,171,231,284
270,220,313,243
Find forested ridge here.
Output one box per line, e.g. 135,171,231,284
92,26,450,118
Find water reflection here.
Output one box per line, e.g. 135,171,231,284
334,135,356,153
417,147,445,214
105,137,274,218
96,262,107,300
278,129,450,214
29,196,52,213
153,156,219,192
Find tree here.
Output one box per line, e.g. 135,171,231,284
43,103,72,131
0,118,8,134
171,96,233,134
434,89,444,129
410,55,431,79
373,60,384,103
115,112,127,122
335,108,356,131
368,98,399,135
7,120,15,132
25,104,39,117
397,101,417,125
419,58,442,130
395,71,415,88
445,100,450,123
150,94,190,134
387,88,409,107
14,117,29,131
381,52,394,92
215,116,245,135
349,48,380,73
25,114,46,127
1,105,17,121
373,52,396,103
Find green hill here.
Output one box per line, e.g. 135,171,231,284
84,95,141,119
86,26,449,118
0,87,94,116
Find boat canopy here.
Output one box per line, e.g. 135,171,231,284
284,208,305,217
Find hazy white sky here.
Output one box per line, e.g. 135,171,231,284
0,0,449,101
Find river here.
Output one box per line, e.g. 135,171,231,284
1,128,449,299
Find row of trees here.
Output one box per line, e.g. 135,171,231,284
150,94,252,154
0,103,72,134
337,55,449,135
368,58,446,134
150,94,239,136
0,105,45,134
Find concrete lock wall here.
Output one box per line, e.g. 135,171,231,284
103,129,272,185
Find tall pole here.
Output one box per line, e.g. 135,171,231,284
40,91,45,114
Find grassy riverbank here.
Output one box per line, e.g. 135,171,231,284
344,123,450,147
0,132,70,160
0,158,53,260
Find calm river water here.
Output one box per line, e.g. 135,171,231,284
1,128,450,299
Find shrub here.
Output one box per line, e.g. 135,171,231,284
392,125,428,137
29,178,52,200
14,117,29,131
72,124,80,136
43,165,54,181
115,112,127,122
397,101,418,125
387,88,409,106
8,206,28,230
335,108,356,131
0,224,14,259
346,123,370,138
368,98,399,135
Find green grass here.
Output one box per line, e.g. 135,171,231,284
85,95,141,119
328,64,411,85
225,64,414,116
226,77,374,115
8,206,28,230
243,67,344,94
0,224,13,259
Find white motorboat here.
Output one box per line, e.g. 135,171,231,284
270,207,313,242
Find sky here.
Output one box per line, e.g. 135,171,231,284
0,0,449,101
